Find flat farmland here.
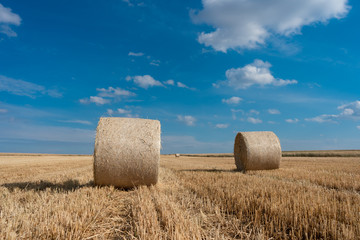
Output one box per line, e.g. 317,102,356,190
0,153,359,239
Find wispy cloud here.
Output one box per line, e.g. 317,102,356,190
285,118,299,123
0,103,56,119
215,123,228,129
0,3,21,37
128,51,160,66
231,108,244,120
305,100,360,123
0,122,94,143
268,109,280,114
0,108,7,113
177,115,196,126
59,120,92,125
162,135,232,154
80,87,135,105
122,0,145,7
305,114,337,123
177,82,195,90
0,75,62,98
128,51,144,57
249,109,259,115
150,59,161,66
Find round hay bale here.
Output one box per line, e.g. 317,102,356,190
93,117,161,188
234,131,281,171
175,153,180,157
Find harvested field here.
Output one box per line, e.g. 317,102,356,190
0,153,359,239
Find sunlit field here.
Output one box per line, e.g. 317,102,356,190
0,153,359,239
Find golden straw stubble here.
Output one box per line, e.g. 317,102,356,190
234,131,281,171
94,117,161,188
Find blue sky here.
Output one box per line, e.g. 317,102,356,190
1,0,360,154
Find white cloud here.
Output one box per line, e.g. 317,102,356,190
247,117,262,124
0,108,7,113
285,118,299,123
0,3,21,37
163,79,195,90
341,108,354,116
268,109,280,114
215,123,228,129
89,96,109,105
126,75,164,89
357,126,360,130
96,87,135,98
106,108,138,118
117,108,130,114
80,96,110,105
164,79,175,86
221,60,297,89
128,51,144,57
59,120,92,125
177,115,196,126
0,75,62,98
338,100,360,119
222,96,242,104
191,0,350,52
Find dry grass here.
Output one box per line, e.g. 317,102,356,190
0,154,359,239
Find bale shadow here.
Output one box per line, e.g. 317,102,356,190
1,179,94,192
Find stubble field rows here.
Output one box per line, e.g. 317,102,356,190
0,154,359,239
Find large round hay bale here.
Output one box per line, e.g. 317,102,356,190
234,131,281,171
94,117,161,188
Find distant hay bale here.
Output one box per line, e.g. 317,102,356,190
234,131,281,171
175,153,180,157
93,117,161,188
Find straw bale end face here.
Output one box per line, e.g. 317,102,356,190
234,131,281,171
93,117,161,188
